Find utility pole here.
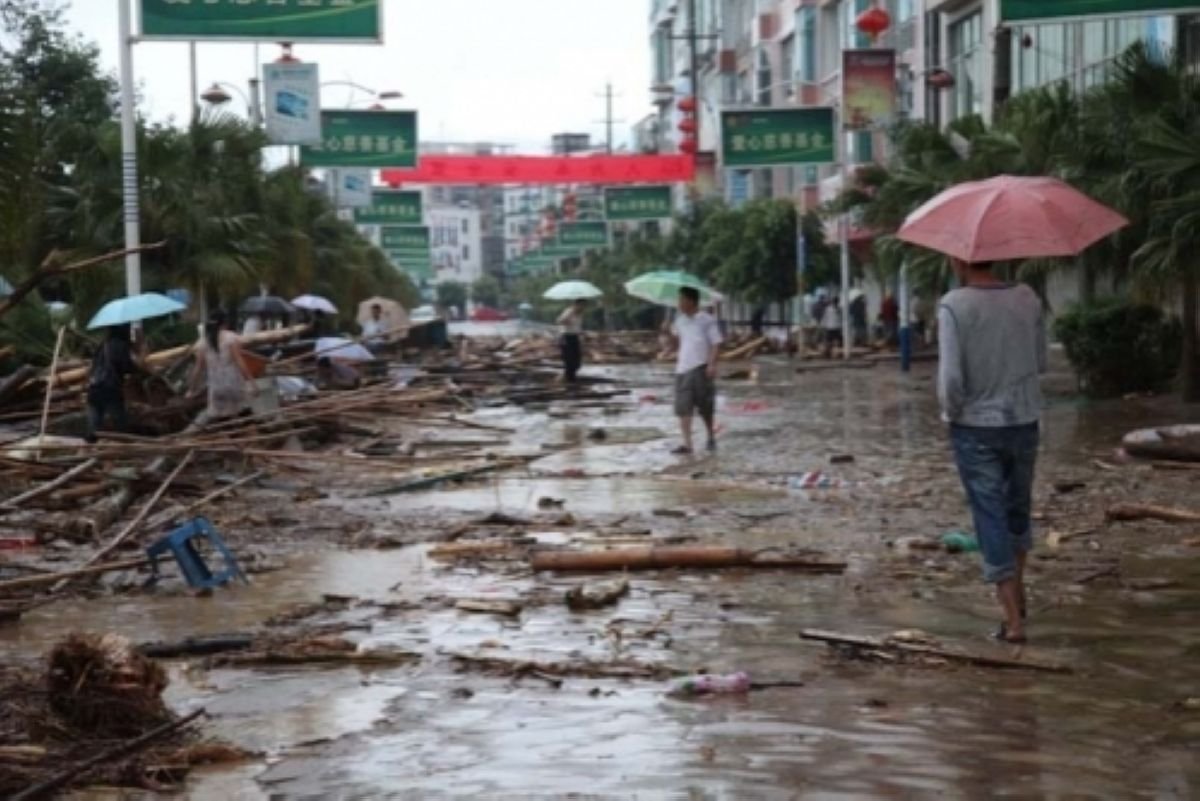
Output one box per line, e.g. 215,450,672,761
593,83,624,155
118,0,141,298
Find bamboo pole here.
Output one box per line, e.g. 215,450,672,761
0,458,98,514
35,326,68,460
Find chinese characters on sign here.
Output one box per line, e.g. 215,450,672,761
603,186,672,221
559,222,609,248
300,111,418,168
354,191,423,225
140,0,383,42
720,108,837,168
381,223,433,282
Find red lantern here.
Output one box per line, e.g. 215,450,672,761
679,139,698,155
855,4,891,42
677,96,697,113
678,118,697,134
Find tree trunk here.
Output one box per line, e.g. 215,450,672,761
1183,267,1199,403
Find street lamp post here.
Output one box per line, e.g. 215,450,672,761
117,0,140,298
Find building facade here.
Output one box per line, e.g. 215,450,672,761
428,205,484,287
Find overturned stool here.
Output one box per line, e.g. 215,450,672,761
146,517,247,590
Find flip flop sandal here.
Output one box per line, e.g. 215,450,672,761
993,623,1028,645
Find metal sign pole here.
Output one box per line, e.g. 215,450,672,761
118,0,142,298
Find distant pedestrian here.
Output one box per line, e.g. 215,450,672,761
821,294,843,358
849,290,868,346
939,259,1047,644
557,299,587,384
189,310,255,424
669,286,722,455
880,293,899,345
85,324,144,442
361,303,387,346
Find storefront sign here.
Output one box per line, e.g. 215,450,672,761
300,111,417,168
603,186,673,221
354,191,423,225
140,0,382,42
721,108,836,167
1001,1,1200,21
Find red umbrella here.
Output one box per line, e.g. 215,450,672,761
897,175,1128,263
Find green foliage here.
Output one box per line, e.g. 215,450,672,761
0,3,413,351
436,281,468,312
1054,299,1182,397
471,275,502,309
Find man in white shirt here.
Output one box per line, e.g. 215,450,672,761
361,304,387,346
670,286,722,454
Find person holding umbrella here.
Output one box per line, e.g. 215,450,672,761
85,325,147,442
83,291,185,442
899,175,1129,644
669,286,722,455
544,280,603,385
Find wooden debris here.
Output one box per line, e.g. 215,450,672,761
1106,503,1200,524
429,540,521,561
798,629,1072,674
447,651,676,681
531,546,847,574
455,598,523,617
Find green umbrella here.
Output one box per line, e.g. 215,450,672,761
624,270,723,307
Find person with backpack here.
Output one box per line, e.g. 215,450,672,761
85,324,145,443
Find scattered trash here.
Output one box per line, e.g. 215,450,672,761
941,530,980,554
668,672,751,698
537,497,566,509
788,472,848,490
565,579,630,611
830,454,856,465
455,598,524,618
145,517,246,590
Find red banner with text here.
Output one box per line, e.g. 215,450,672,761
381,155,695,186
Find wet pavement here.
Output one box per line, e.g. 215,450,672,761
13,351,1198,799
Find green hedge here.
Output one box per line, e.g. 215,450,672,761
1054,299,1182,397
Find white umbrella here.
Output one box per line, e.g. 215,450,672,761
544,280,603,301
315,337,375,363
292,294,338,314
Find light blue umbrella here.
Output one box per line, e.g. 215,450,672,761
87,292,186,330
0,274,13,297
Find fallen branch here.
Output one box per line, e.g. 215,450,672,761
9,707,204,801
447,651,676,681
722,336,768,361
0,457,98,514
531,546,847,574
138,634,255,659
798,629,1072,674
1106,502,1200,524
0,557,151,594
0,242,166,321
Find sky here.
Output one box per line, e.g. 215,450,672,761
61,0,654,153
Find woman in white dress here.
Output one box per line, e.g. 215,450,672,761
189,310,254,423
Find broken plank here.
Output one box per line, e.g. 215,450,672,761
798,629,1072,674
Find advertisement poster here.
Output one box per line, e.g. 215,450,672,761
843,49,897,131
328,169,373,208
263,61,321,145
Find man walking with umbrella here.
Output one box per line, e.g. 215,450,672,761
670,286,722,455
899,175,1129,643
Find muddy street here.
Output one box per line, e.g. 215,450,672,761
4,351,1199,800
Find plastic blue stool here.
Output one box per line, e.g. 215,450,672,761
146,517,246,589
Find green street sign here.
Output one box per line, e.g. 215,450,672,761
721,108,836,167
381,225,429,253
604,186,672,221
541,240,581,259
559,222,609,248
386,251,433,281
354,191,422,225
1001,0,1200,21
140,0,382,42
300,111,417,168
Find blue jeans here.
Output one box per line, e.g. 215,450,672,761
950,423,1039,584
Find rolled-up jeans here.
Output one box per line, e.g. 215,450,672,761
950,422,1040,584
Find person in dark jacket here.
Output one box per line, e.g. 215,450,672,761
85,324,144,442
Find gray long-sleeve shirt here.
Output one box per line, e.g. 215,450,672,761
937,284,1047,427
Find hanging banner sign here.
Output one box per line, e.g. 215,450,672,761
559,222,609,248
140,0,382,42
301,110,418,168
721,108,836,167
328,169,372,208
262,61,321,145
381,155,694,186
604,186,673,220
843,49,897,131
1001,1,1200,21
354,191,423,225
